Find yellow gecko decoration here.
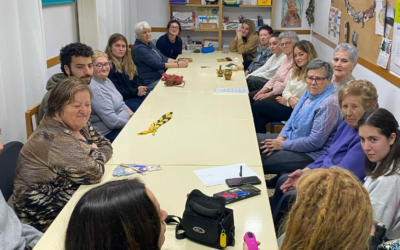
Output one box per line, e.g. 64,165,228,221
138,112,173,136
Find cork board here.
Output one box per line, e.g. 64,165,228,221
330,0,395,66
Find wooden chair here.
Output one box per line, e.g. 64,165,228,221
25,103,41,139
270,121,285,134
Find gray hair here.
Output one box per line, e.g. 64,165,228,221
278,31,299,44
134,21,152,39
306,58,334,79
334,43,359,62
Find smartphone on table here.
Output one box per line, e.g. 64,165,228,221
225,176,261,187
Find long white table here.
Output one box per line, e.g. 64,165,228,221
33,51,278,250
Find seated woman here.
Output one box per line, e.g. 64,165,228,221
132,21,188,88
258,59,342,176
279,168,373,250
105,33,147,112
245,25,274,75
229,19,259,70
246,32,284,91
156,20,183,59
332,43,358,94
271,79,378,229
252,40,318,133
89,50,133,142
359,108,400,240
0,125,43,250
250,31,299,100
13,78,113,232
65,179,167,250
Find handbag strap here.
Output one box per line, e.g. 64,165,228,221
165,215,186,240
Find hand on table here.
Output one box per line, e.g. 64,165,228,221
178,60,188,68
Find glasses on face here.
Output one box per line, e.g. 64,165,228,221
170,26,179,29
95,63,110,70
305,76,326,84
280,41,292,47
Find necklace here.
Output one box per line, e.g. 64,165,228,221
342,0,375,27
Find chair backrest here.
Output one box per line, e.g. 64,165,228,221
0,141,23,201
25,103,40,139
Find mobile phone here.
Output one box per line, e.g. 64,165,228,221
225,176,261,187
213,185,261,204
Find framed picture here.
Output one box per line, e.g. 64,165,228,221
42,0,75,6
203,39,219,48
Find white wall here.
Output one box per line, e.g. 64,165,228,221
313,0,400,120
42,3,79,77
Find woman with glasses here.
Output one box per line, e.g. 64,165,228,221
156,20,183,59
89,51,133,142
257,59,342,177
132,21,188,88
105,33,147,113
250,31,299,102
252,40,317,133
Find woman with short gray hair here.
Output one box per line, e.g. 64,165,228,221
332,43,358,93
131,21,188,88
257,58,342,178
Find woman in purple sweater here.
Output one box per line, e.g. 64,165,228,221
270,79,378,233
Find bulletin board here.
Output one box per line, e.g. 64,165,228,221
330,0,395,68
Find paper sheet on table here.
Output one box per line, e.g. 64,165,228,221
214,88,249,94
194,163,259,187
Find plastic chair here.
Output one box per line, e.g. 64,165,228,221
0,141,23,201
25,103,40,139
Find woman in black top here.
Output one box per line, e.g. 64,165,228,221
156,20,183,59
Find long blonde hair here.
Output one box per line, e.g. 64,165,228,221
242,19,256,38
280,167,373,250
105,33,136,80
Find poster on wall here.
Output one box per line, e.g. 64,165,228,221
328,7,341,45
281,0,303,28
389,0,400,76
375,0,387,36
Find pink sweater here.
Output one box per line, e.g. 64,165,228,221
263,54,293,95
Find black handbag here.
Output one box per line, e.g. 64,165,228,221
165,189,235,249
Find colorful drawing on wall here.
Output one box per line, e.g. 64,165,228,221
328,6,341,45
342,0,375,27
281,0,303,28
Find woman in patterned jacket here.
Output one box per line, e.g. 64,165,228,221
13,77,113,232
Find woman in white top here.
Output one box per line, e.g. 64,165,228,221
246,32,285,92
89,51,134,142
358,108,400,240
252,40,318,133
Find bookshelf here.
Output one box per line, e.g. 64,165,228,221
168,1,274,50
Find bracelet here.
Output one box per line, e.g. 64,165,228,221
177,62,179,68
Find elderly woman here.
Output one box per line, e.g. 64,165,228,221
270,79,378,229
245,25,274,75
258,58,342,176
252,40,318,133
229,19,259,70
156,20,183,59
132,21,188,88
250,31,299,101
106,33,147,112
90,50,133,142
332,43,358,93
13,78,113,232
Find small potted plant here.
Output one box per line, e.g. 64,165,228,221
224,68,232,80
216,65,224,77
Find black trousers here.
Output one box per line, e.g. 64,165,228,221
253,100,293,133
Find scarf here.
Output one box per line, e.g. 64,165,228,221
284,83,335,140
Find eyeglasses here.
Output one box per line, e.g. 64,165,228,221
305,76,326,84
95,63,110,70
279,41,292,47
170,26,180,29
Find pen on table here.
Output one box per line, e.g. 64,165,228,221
239,165,242,177
120,163,142,173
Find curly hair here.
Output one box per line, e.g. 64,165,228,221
105,33,137,80
291,40,318,79
338,79,378,110
60,43,94,77
280,167,373,250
